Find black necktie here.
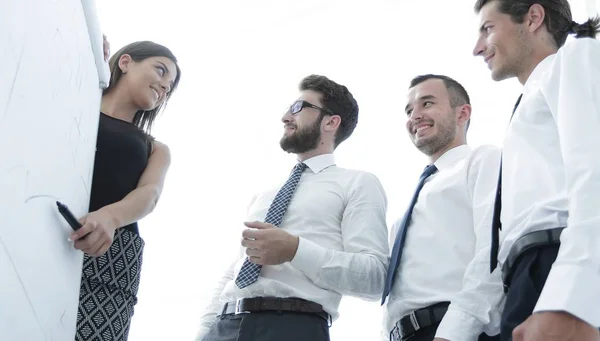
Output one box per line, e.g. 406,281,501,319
381,164,438,304
490,94,522,272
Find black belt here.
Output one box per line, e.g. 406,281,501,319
501,227,564,293
390,302,449,341
219,297,331,325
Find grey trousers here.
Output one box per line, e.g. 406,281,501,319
202,311,330,341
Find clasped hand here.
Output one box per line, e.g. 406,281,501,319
241,221,299,265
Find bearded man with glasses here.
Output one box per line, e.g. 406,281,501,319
195,74,390,341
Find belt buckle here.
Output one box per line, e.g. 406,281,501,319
235,298,250,315
409,311,420,331
389,325,401,341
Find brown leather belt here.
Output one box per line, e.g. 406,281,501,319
501,227,564,293
219,297,331,325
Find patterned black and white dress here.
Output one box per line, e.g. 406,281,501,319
75,113,152,341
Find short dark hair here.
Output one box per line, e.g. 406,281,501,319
299,75,359,147
409,74,471,130
105,41,182,133
474,0,599,48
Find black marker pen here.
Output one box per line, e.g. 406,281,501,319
56,201,83,231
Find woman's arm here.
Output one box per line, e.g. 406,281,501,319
70,140,171,256
103,140,171,228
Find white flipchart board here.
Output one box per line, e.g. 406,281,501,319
0,0,108,340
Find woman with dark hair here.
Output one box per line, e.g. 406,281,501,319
70,40,181,341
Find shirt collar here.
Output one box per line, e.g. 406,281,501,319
523,54,555,94
433,145,471,171
301,153,336,174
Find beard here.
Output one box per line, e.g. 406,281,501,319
412,116,456,156
280,118,321,154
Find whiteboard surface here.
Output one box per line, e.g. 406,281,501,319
0,0,102,340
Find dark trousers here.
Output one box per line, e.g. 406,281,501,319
402,322,499,341
500,244,560,341
201,311,330,341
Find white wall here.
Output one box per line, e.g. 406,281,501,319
0,1,105,340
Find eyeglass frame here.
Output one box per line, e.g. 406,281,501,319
287,100,335,117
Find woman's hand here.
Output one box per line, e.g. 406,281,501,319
103,34,110,62
70,208,118,257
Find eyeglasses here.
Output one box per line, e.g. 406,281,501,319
287,100,335,116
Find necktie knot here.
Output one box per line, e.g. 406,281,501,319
294,162,307,173
421,164,438,178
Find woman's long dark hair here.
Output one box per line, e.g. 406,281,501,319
104,41,181,133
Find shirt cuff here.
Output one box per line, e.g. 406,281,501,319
534,263,600,327
290,237,328,279
435,306,484,341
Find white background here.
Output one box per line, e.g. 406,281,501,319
96,1,598,340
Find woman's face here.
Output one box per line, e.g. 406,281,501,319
119,55,178,111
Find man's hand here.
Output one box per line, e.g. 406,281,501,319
513,311,600,341
70,208,118,257
241,221,299,265
102,34,110,62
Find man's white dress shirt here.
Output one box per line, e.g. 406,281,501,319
196,153,389,339
383,145,504,340
500,38,600,327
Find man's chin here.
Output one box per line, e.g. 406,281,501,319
491,67,515,82
415,139,439,156
280,143,313,155
279,141,296,154
413,137,430,149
